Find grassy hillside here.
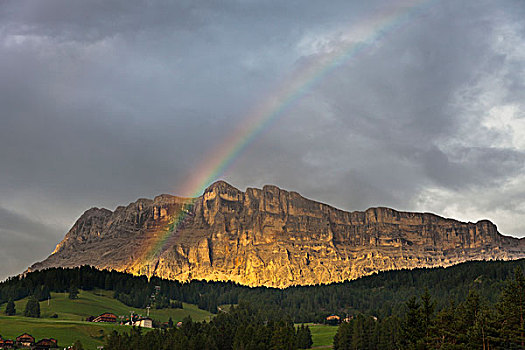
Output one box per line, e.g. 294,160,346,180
0,316,121,349
0,289,212,349
1,289,212,322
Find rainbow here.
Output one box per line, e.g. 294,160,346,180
139,0,434,268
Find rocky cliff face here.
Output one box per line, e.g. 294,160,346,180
29,181,525,288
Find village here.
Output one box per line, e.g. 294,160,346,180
0,334,58,350
0,311,157,350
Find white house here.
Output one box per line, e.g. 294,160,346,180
133,317,153,328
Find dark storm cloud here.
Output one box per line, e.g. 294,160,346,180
0,206,60,278
1,0,525,280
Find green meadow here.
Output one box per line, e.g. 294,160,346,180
0,289,212,349
297,323,337,349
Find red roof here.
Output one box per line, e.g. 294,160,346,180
16,333,35,342
35,338,57,345
93,312,118,323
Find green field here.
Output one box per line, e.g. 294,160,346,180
0,289,212,349
0,316,122,349
0,290,337,349
297,323,337,349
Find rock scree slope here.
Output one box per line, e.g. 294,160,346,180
29,181,525,288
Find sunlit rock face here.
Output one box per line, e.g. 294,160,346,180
29,181,525,288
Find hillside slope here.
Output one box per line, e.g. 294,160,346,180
30,181,525,287
0,290,212,349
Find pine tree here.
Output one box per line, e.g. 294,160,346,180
104,275,113,290
456,289,482,345
496,267,525,348
5,299,15,316
468,306,499,350
69,285,79,299
432,300,458,347
351,316,365,350
270,321,296,350
420,288,435,337
333,321,352,350
296,324,313,349
401,296,423,349
24,296,40,318
40,285,51,301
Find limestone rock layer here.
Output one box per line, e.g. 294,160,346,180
30,181,525,288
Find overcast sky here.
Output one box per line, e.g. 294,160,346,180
1,0,525,280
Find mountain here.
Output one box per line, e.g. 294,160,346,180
29,181,525,288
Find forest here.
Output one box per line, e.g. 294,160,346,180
2,259,525,322
101,267,525,349
333,268,525,349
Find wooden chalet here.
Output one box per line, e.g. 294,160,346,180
0,337,15,349
0,339,15,349
93,312,117,323
326,315,340,321
32,338,58,349
325,315,341,325
16,333,35,347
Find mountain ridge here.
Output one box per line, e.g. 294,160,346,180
29,181,525,288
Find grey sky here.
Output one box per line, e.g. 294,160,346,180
1,0,525,280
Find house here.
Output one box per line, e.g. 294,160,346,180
343,315,354,323
93,312,117,323
325,315,341,325
0,338,15,349
326,315,340,321
133,317,153,328
32,338,58,349
16,333,35,347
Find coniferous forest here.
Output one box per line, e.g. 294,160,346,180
333,268,525,349
104,303,312,350
1,259,525,349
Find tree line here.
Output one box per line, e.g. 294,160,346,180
2,259,525,322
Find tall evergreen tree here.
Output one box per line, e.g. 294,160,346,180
420,289,435,338
401,296,424,349
296,325,313,349
5,299,15,316
497,267,525,349
24,296,40,318
69,285,79,299
270,321,296,350
333,322,352,350
432,300,459,347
